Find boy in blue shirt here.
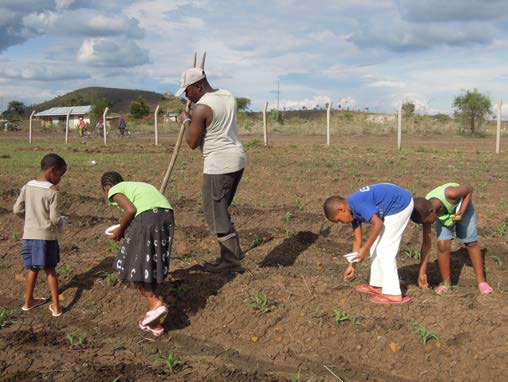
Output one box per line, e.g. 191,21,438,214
324,183,414,304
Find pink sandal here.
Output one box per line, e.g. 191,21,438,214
478,282,493,294
371,295,411,305
435,285,449,295
138,320,164,336
141,305,168,326
356,284,381,295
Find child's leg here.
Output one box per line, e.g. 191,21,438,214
437,240,452,285
464,242,486,284
139,286,164,330
23,268,42,308
45,268,61,314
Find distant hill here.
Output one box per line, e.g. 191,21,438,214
31,87,179,113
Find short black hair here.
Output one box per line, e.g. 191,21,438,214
411,197,432,224
101,171,124,188
41,153,66,171
323,195,346,219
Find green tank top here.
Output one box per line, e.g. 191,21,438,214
425,183,459,227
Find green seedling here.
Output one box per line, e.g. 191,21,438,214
176,253,192,263
479,191,486,199
9,232,20,241
284,228,296,237
248,290,271,313
96,271,118,287
151,348,184,373
414,325,440,344
403,247,421,260
294,197,305,211
0,308,16,327
111,377,121,382
489,256,503,268
281,211,293,223
333,308,350,324
169,283,191,299
59,264,73,280
290,368,301,382
109,241,121,252
497,222,506,237
66,331,86,347
252,235,263,247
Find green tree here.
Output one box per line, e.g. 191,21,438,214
452,89,491,135
90,98,111,122
3,100,25,121
236,97,251,111
402,101,415,119
130,96,150,118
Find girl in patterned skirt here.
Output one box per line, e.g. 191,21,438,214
101,171,174,336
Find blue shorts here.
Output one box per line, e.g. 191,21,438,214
21,240,60,269
435,202,478,243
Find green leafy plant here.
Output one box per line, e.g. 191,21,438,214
169,283,192,299
281,211,293,223
489,256,503,268
9,232,20,241
248,290,271,313
414,325,440,344
66,331,86,347
252,235,263,247
403,247,421,260
497,222,506,237
290,368,301,382
0,308,16,327
333,308,350,324
294,198,305,211
151,348,184,373
59,264,73,280
109,241,121,252
96,271,118,287
284,228,296,237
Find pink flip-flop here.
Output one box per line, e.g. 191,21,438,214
371,295,411,305
356,284,381,295
141,305,168,326
435,285,449,295
478,282,493,294
138,320,164,337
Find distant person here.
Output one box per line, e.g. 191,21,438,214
78,117,86,137
324,183,414,304
411,183,493,294
176,67,246,273
118,116,126,137
101,171,174,336
13,153,67,317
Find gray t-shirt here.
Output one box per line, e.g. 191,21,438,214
197,89,246,174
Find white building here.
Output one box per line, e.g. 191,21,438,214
34,106,91,128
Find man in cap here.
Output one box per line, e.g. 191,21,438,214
177,67,247,273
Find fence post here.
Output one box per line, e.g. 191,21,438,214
103,107,109,145
326,101,332,146
496,99,502,154
65,108,72,144
29,110,35,144
154,104,160,146
263,101,268,146
397,101,402,150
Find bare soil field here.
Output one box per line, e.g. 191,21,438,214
1,131,507,381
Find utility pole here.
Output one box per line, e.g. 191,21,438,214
277,80,280,111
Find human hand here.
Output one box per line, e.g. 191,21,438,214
343,264,356,282
50,184,59,191
418,272,429,288
452,213,462,221
177,111,191,124
356,247,368,263
109,227,123,241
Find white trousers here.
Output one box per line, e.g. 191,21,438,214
369,199,414,295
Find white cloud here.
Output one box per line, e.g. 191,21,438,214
0,64,90,81
77,38,149,67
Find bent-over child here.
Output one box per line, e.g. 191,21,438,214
101,171,174,336
324,183,414,304
411,183,492,294
13,153,67,317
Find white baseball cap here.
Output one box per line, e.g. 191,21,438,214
174,68,206,97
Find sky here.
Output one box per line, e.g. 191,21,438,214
1,0,508,114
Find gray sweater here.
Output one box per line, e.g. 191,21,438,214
13,180,65,240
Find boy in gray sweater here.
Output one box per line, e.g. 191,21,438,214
13,153,67,316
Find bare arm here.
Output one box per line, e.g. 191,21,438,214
110,193,137,241
178,104,213,150
418,223,433,288
356,214,384,262
446,184,473,219
344,225,362,281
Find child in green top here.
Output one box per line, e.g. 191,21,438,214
411,183,492,294
101,171,175,336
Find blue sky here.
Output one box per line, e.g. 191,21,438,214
1,0,507,114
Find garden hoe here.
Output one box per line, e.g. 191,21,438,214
159,51,206,194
